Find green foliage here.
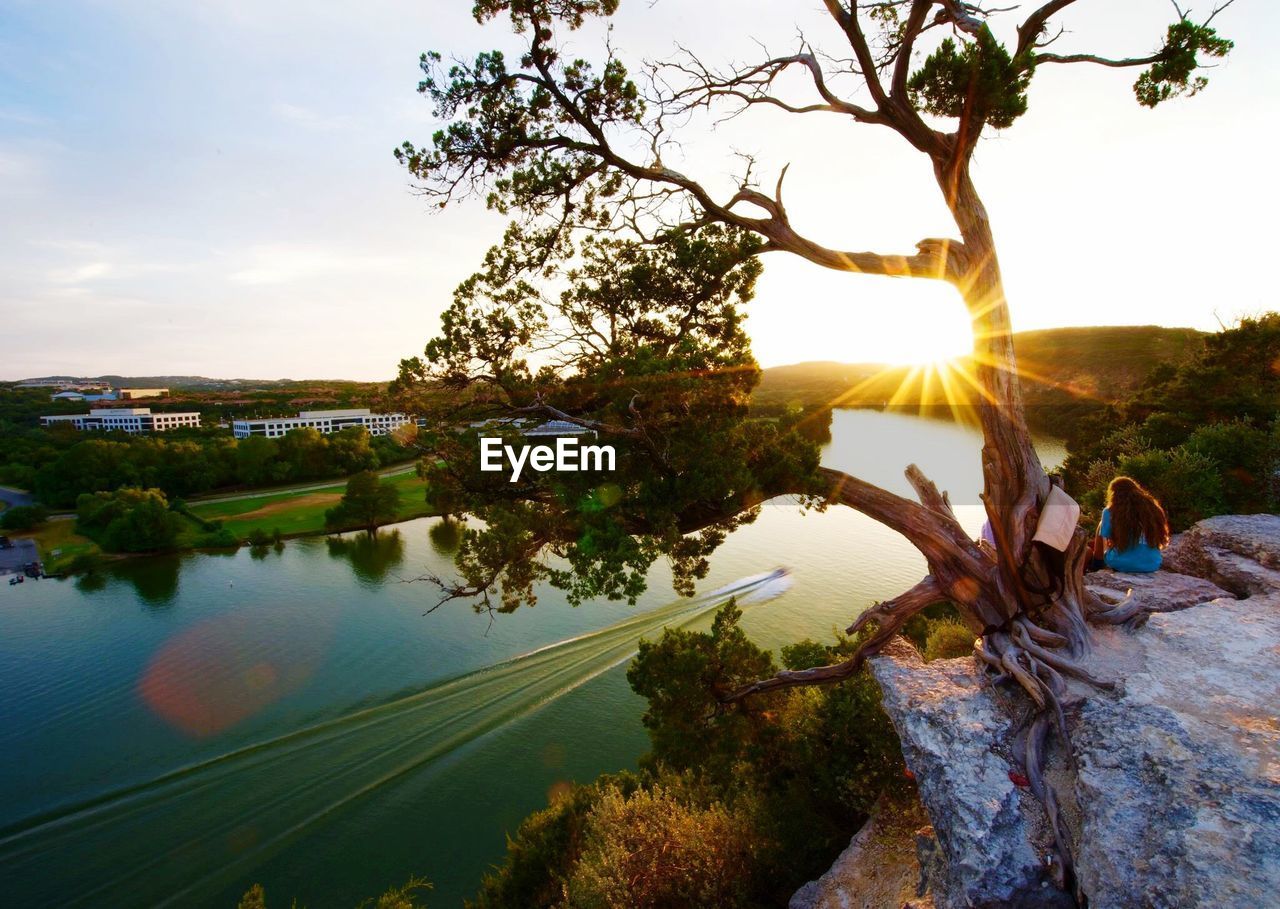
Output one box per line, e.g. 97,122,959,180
908,28,1030,129
1116,446,1225,531
1064,315,1280,529
16,423,393,509
396,224,819,613
65,551,105,575
475,605,915,908
191,527,240,549
1134,18,1234,107
75,488,183,553
0,504,48,530
627,600,778,782
237,876,431,909
469,772,642,909
326,471,401,532
359,876,433,909
923,619,976,662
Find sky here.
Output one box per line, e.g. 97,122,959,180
0,0,1276,380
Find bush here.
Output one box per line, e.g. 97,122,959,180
75,488,182,553
237,878,430,909
66,551,104,575
565,783,758,909
1114,447,1224,531
1182,419,1275,514
0,504,48,531
247,528,272,547
471,773,644,909
475,606,911,908
923,619,976,661
192,528,240,549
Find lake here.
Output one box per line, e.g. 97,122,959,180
0,410,1064,908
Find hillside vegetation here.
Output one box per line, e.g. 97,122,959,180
753,326,1205,432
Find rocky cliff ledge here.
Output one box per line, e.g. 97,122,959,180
792,514,1280,909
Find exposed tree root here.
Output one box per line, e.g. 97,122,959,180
725,463,1161,906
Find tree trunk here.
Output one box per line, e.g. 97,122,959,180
734,162,1107,901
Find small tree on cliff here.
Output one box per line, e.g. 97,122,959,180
394,1,1234,898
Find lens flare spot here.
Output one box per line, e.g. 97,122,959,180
546,780,575,805
137,608,330,738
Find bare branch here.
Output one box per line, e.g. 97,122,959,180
1015,0,1080,59
820,0,891,107
1034,51,1164,68
724,575,944,701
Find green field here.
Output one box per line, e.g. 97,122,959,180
14,473,435,574
188,471,434,540
14,519,101,575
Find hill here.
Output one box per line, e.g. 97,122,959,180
754,326,1205,430
8,375,376,390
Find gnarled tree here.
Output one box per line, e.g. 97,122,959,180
395,1,1234,899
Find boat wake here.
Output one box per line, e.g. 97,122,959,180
0,569,790,907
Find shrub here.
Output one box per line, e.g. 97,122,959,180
1114,447,1224,530
193,528,240,549
75,488,182,553
0,504,48,531
66,551,104,575
1182,419,1274,513
247,528,272,547
237,878,430,909
923,619,976,662
471,773,643,909
565,783,758,909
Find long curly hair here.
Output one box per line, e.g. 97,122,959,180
1106,476,1170,551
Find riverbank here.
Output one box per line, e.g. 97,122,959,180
14,469,435,575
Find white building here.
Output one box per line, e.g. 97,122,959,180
231,408,411,440
40,408,201,434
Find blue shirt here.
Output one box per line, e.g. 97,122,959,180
1099,507,1162,573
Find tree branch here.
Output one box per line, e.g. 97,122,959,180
723,575,943,701
1015,0,1080,58
1033,52,1163,68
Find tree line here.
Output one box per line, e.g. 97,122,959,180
8,427,408,509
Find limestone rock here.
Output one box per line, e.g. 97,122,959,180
1162,513,1280,597
1085,567,1232,613
868,638,1073,909
1071,593,1280,908
787,795,936,909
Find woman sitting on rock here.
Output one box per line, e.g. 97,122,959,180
1090,476,1170,573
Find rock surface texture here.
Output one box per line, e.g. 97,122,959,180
1161,513,1280,597
868,639,1074,909
787,795,936,909
1073,592,1280,908
800,515,1280,909
1085,566,1231,613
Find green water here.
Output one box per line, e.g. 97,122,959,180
0,410,1064,907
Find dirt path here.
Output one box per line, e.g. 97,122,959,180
231,492,343,520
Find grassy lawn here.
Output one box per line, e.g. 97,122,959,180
14,520,100,575
189,472,434,540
